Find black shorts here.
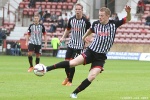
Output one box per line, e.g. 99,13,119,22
28,43,42,54
82,48,107,70
65,47,82,60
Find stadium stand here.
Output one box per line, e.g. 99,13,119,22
1,0,149,55
115,2,150,44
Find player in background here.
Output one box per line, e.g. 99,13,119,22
60,3,91,86
26,14,47,72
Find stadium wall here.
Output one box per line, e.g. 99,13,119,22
110,43,150,53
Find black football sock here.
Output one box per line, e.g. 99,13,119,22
36,58,40,64
68,67,75,83
46,61,70,71
65,67,70,78
72,78,91,94
28,56,33,67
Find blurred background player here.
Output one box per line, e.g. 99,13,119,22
51,35,60,57
60,3,91,86
26,14,47,72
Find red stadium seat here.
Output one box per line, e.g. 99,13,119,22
46,2,51,9
28,8,34,16
35,2,41,9
72,0,77,3
62,2,68,10
24,2,29,8
19,2,25,9
67,0,72,2
68,3,73,10
41,2,47,9
50,9,56,14
57,2,62,9
23,8,28,15
55,9,62,16
51,2,57,9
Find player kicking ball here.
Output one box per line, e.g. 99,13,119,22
34,6,131,99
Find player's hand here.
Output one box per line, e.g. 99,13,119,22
60,37,64,43
125,5,131,13
82,36,89,43
44,43,47,48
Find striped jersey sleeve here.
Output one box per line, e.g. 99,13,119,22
89,18,126,53
66,16,91,49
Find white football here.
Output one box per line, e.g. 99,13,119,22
33,64,46,76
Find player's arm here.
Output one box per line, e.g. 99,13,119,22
25,34,29,46
125,5,131,22
26,25,32,46
26,34,29,46
42,25,47,48
82,29,92,42
60,18,71,42
43,34,47,48
61,29,71,39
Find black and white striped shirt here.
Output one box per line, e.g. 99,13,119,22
89,18,126,53
67,16,91,49
28,24,46,45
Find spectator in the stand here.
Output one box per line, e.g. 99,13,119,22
68,12,74,18
145,13,150,26
136,0,145,14
57,17,64,30
48,23,57,33
0,29,7,40
111,13,119,21
11,41,21,56
38,6,43,18
59,0,66,2
143,0,150,4
50,12,58,22
28,0,35,8
42,10,51,22
62,12,69,30
51,35,60,57
53,0,59,2
39,19,43,24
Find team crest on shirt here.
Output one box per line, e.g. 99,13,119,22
98,31,110,36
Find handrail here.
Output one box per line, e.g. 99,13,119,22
8,2,17,10
2,6,16,25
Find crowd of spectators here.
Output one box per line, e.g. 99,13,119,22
10,41,21,56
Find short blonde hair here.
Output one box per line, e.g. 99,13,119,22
99,7,111,16
34,14,39,18
75,3,83,10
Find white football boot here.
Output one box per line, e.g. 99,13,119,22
70,93,77,99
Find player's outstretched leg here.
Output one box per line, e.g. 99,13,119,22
46,61,70,71
70,78,91,98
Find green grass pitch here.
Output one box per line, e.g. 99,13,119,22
0,55,150,100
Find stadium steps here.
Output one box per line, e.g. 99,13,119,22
6,27,28,41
